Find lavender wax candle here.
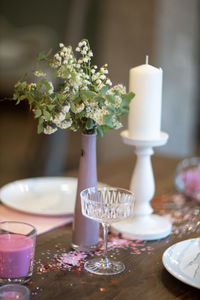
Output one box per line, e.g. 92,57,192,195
0,284,30,300
0,222,36,284
0,234,33,278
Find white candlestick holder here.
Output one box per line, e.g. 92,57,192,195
111,130,172,240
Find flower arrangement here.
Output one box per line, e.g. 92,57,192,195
13,39,134,137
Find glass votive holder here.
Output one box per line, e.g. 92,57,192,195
0,284,30,300
0,221,37,284
174,157,200,201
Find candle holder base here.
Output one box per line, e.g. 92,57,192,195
111,215,172,240
111,130,172,240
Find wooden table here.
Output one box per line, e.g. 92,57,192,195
30,155,200,299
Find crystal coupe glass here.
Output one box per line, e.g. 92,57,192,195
80,187,134,275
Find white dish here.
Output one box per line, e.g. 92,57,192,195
0,177,77,216
162,238,200,289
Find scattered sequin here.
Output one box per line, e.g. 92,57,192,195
31,192,200,297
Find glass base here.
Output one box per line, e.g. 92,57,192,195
0,274,32,284
84,258,125,275
71,242,98,252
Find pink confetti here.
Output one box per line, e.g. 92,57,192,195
57,251,87,267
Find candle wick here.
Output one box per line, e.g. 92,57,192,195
145,55,149,64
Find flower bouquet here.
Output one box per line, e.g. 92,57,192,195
13,39,135,250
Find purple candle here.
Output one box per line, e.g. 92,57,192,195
0,234,33,278
1,291,23,299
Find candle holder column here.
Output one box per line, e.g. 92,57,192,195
111,130,172,240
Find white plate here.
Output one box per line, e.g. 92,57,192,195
0,177,77,216
162,238,200,289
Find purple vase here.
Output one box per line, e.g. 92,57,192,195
71,133,99,251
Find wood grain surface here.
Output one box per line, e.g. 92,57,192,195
26,155,200,299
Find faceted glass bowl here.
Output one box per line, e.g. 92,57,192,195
174,157,200,201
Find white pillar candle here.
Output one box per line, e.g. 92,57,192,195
128,58,163,140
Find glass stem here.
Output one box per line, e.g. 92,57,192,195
102,223,109,265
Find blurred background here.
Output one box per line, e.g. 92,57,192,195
0,0,200,186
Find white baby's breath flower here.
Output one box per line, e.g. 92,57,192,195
58,119,72,129
55,53,60,60
34,71,46,77
76,47,80,52
53,112,66,125
48,82,54,94
112,84,126,94
74,103,85,114
106,79,112,86
96,79,102,85
100,75,106,80
44,125,57,135
86,106,108,126
59,43,64,48
63,104,70,113
92,74,97,81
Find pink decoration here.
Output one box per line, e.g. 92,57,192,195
180,164,200,197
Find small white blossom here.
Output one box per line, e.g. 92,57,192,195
59,43,64,48
63,104,70,113
48,82,54,94
92,74,97,81
34,71,46,77
100,75,106,80
44,126,57,135
29,83,37,88
76,47,80,52
58,119,72,129
74,103,85,114
106,79,112,86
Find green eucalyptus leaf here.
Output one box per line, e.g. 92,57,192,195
80,90,97,98
94,96,105,103
71,91,80,100
121,92,135,107
34,109,42,118
97,126,104,138
65,112,71,119
37,118,44,134
43,110,51,121
37,51,46,61
103,114,113,127
102,125,111,132
86,118,93,130
106,105,115,113
70,102,76,113
105,94,115,104
100,85,109,95
48,105,55,111
120,107,129,115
